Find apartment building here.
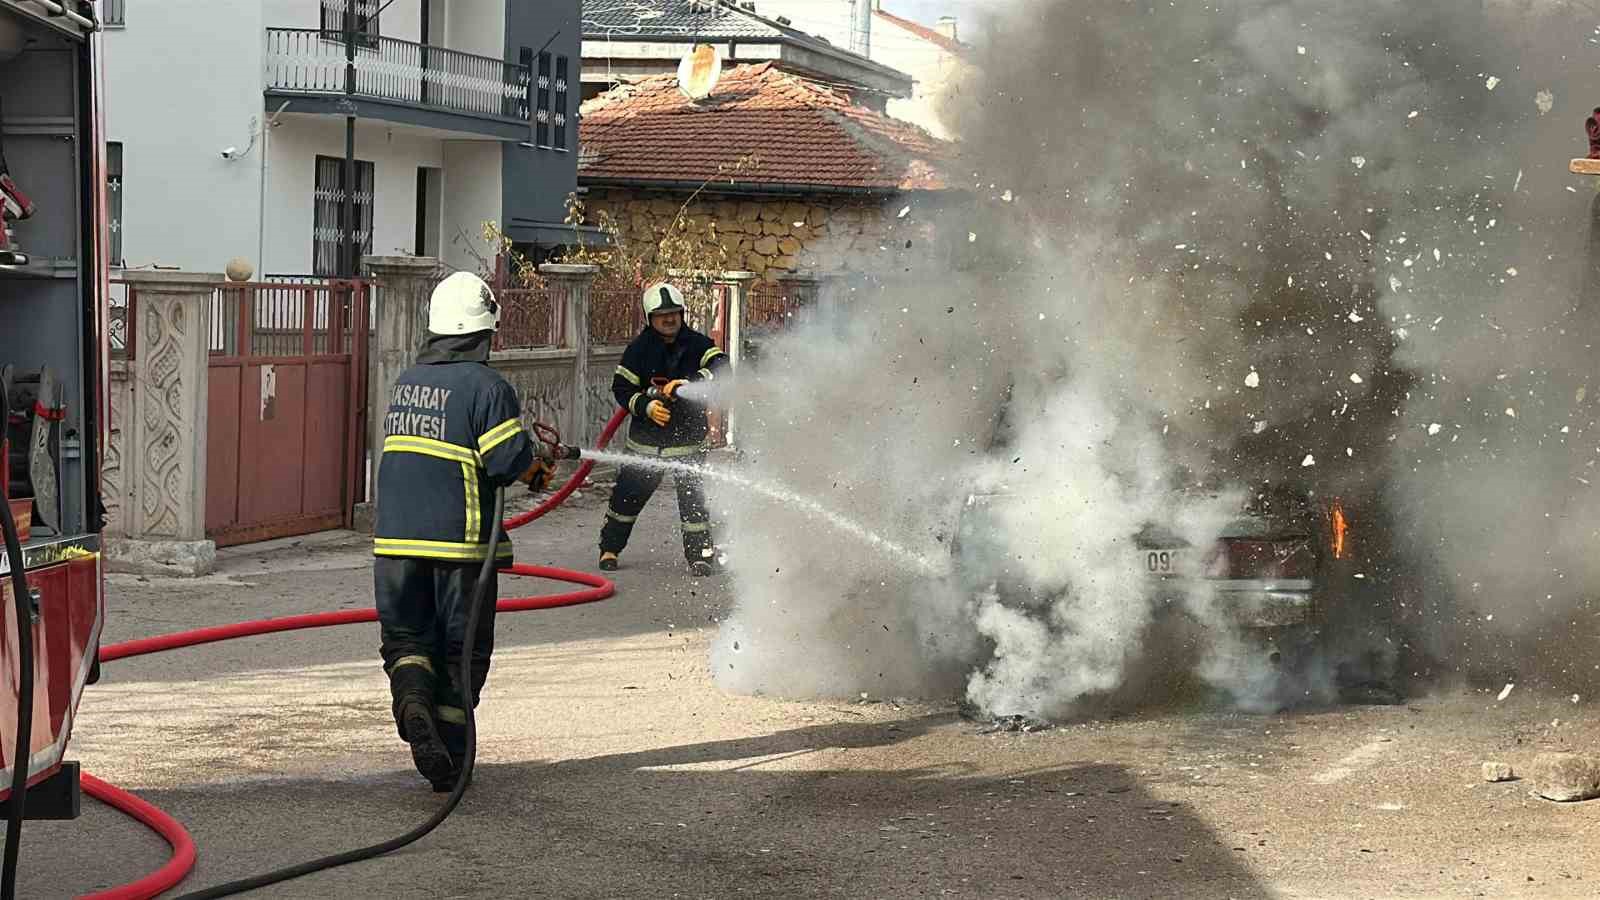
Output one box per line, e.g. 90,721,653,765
102,0,588,278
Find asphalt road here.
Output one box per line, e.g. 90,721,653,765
13,487,1600,898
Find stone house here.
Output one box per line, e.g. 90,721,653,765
573,62,962,282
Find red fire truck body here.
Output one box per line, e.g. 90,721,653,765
0,0,110,813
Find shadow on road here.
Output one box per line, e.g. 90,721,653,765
31,715,1272,900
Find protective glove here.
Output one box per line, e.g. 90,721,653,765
526,458,558,493
661,379,688,400
646,399,672,427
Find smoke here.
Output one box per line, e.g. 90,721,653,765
707,0,1600,717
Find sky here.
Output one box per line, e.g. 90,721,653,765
888,0,989,21
885,0,992,30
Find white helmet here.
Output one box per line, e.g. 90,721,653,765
642,282,686,319
428,271,500,335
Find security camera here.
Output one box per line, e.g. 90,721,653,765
221,147,238,160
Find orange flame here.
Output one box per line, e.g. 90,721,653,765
1331,502,1349,560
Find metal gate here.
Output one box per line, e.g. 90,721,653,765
206,280,370,546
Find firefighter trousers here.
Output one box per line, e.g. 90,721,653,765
599,448,715,563
374,557,498,758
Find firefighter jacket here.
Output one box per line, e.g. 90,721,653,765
612,324,729,456
374,336,535,565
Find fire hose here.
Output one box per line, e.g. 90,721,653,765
50,406,629,899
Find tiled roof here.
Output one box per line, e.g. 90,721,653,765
584,0,796,41
577,63,953,193
873,8,968,56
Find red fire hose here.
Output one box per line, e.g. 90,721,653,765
72,408,628,900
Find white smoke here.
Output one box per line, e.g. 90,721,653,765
702,0,1600,717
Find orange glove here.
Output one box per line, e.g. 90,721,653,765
662,379,688,400
646,399,671,427
528,458,557,492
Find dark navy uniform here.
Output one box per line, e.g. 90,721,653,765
373,339,534,776
600,323,729,564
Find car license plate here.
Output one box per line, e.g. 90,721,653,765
1138,548,1186,575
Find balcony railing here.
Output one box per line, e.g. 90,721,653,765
265,28,530,121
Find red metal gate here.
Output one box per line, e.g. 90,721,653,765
205,280,370,546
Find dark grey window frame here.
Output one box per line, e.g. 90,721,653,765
319,0,380,50
312,154,374,278
106,141,122,267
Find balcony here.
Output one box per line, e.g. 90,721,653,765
265,28,531,138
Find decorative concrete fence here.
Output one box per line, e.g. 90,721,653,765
104,272,227,575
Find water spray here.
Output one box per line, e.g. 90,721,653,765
577,448,950,578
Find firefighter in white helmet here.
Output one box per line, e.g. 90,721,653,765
598,281,730,575
372,271,562,791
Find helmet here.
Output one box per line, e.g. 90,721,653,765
642,282,686,319
427,271,500,335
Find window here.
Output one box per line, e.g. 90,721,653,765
312,155,374,277
104,0,125,27
530,52,570,151
553,56,569,150
319,0,379,49
106,142,122,267
534,51,552,149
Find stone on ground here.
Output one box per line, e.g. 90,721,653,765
1482,761,1515,783
1529,752,1600,802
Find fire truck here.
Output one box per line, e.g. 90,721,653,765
0,0,110,826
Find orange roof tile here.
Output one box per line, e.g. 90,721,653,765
577,63,955,193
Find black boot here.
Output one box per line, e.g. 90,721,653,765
399,700,455,790
434,718,472,793
388,661,453,788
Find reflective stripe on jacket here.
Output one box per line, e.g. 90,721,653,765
374,359,534,563
611,324,729,453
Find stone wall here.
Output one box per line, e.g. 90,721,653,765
581,188,954,280
490,348,580,445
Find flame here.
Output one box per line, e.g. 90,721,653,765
1331,502,1349,560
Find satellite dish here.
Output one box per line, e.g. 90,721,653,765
677,44,722,101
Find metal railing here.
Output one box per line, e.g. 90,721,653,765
265,28,530,121
109,280,135,359
211,280,369,359
589,284,644,345
110,279,373,361
493,281,560,351
745,280,808,333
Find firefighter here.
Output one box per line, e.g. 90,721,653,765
372,271,561,791
599,281,730,576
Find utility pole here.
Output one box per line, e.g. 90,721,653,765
342,0,358,278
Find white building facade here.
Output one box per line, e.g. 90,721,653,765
755,0,972,140
102,0,586,278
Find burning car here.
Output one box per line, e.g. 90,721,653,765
949,483,1388,711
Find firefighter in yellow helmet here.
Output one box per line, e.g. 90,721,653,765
599,282,730,576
